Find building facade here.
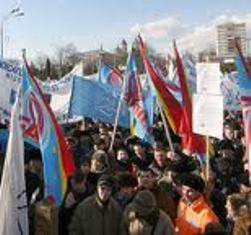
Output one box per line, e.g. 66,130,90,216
217,22,246,61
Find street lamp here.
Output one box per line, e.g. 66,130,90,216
1,6,24,58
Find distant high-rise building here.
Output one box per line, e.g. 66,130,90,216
217,22,246,60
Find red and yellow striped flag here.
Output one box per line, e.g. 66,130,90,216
137,35,183,134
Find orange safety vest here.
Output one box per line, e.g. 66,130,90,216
175,196,219,235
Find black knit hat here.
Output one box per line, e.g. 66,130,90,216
175,173,205,193
117,172,138,188
97,174,114,188
217,140,235,152
131,190,156,216
167,154,197,173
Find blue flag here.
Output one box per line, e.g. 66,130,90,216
124,50,154,144
21,63,75,206
69,76,129,128
98,62,123,87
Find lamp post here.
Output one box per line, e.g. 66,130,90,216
0,7,24,58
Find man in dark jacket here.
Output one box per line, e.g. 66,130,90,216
69,174,122,235
114,147,133,173
137,167,177,221
121,190,175,235
149,147,169,178
59,171,91,235
114,172,138,209
132,142,153,170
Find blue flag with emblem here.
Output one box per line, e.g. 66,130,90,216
21,61,75,206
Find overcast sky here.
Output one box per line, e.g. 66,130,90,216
0,0,251,59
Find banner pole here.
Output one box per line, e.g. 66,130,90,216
157,100,174,152
109,72,127,152
109,96,123,151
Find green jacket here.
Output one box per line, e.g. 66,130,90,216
69,194,122,235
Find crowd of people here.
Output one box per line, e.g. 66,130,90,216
0,111,250,235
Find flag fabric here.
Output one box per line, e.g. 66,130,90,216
124,49,154,143
137,35,183,134
69,76,130,128
21,60,75,206
173,41,206,154
235,41,251,184
0,94,29,235
173,41,192,134
99,62,123,87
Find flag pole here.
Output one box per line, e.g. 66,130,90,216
109,49,131,152
156,99,174,152
109,94,124,152
22,48,26,61
109,73,127,151
206,135,210,182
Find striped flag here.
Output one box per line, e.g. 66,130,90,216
173,41,206,154
0,92,28,235
137,35,183,134
235,40,251,184
123,48,154,143
99,62,123,87
21,58,75,205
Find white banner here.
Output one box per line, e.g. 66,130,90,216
0,60,22,119
196,63,222,95
0,98,28,235
0,58,73,122
193,94,223,139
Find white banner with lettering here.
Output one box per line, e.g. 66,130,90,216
0,58,72,122
193,94,224,139
194,63,224,139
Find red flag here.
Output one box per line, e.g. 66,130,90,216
173,41,206,154
173,41,192,134
138,35,183,134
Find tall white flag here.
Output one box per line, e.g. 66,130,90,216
0,95,29,235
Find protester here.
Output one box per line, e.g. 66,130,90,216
137,167,177,220
175,173,219,235
69,174,122,235
114,147,133,173
59,171,90,235
149,147,169,178
132,142,153,170
25,149,44,204
225,193,251,235
114,172,138,209
121,190,175,235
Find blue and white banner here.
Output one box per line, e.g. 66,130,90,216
0,58,73,122
0,59,22,119
69,76,130,128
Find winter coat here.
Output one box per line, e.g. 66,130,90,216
150,184,177,221
68,194,122,235
121,207,175,235
59,189,91,235
137,184,177,221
